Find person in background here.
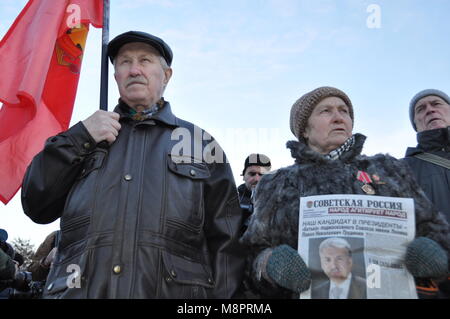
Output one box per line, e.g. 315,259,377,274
0,229,18,295
27,230,59,282
238,153,271,234
404,89,450,298
0,229,16,281
0,249,16,282
235,154,271,298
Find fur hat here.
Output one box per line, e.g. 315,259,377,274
242,153,271,176
290,87,354,140
409,89,450,131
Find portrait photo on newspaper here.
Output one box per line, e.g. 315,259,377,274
298,194,417,299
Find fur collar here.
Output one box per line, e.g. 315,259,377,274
286,133,367,164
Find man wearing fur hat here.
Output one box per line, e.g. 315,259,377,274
240,86,450,298
404,89,450,298
235,154,271,299
238,153,271,234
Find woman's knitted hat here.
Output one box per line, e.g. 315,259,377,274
290,86,354,139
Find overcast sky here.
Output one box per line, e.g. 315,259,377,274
1,0,449,247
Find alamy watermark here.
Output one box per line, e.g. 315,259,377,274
170,126,285,165
66,4,81,29
366,263,381,289
66,264,81,289
367,4,382,29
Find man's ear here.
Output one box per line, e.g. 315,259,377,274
164,67,173,86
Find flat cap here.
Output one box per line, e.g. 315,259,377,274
108,31,173,66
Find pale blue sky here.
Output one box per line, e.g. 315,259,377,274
1,0,449,247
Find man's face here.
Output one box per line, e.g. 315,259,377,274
243,166,270,190
414,95,450,132
114,42,172,110
320,246,353,283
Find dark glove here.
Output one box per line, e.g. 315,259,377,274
265,244,311,293
405,237,448,278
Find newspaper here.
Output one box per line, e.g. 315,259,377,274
298,194,417,299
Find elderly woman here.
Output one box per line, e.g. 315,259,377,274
240,87,450,298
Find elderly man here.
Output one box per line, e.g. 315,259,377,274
312,238,366,299
21,31,245,298
404,89,450,298
238,153,271,233
404,89,450,222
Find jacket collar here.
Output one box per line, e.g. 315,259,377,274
286,133,366,164
238,183,251,196
114,99,179,127
406,126,450,156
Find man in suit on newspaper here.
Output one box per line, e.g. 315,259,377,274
312,237,366,299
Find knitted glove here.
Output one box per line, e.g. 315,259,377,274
405,237,448,278
265,245,311,293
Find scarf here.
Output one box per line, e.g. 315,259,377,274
325,135,356,160
123,98,165,121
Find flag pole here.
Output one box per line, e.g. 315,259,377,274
99,0,110,111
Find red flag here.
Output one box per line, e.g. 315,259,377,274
0,0,103,204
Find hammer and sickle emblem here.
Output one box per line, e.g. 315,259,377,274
55,24,88,74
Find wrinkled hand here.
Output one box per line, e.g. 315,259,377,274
405,237,448,278
82,110,121,144
266,245,311,293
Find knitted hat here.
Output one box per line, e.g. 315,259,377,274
242,153,271,176
409,89,450,131
290,87,354,140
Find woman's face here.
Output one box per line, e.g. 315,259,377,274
303,97,353,154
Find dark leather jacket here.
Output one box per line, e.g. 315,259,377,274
21,100,245,298
237,183,253,234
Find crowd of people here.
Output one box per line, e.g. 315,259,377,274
1,31,449,299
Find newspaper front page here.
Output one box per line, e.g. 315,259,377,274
298,194,417,299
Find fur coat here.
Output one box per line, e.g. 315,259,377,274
240,134,450,298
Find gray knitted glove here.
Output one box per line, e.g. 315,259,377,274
265,245,311,293
405,237,448,278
